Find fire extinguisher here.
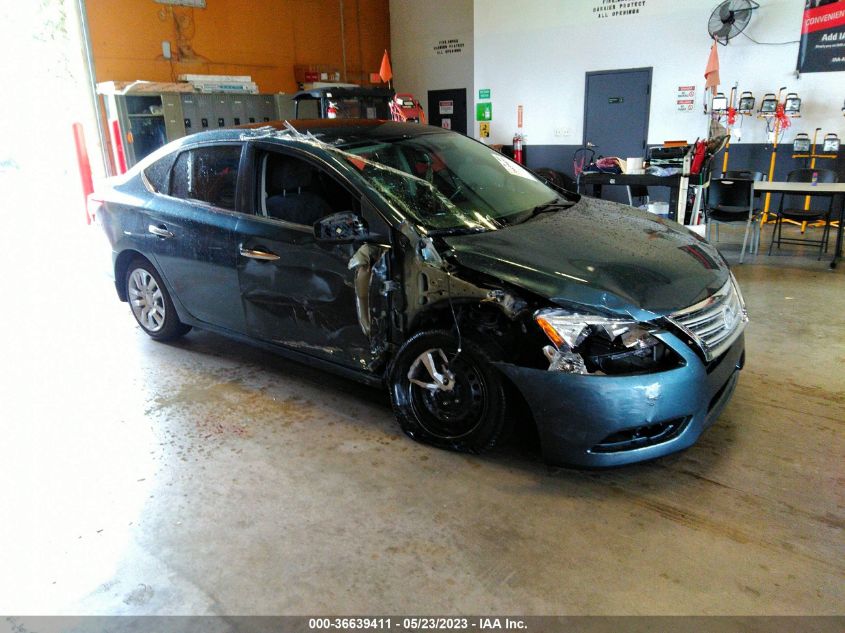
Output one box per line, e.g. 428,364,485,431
513,133,524,165
327,101,338,119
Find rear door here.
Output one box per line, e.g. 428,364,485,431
144,143,246,333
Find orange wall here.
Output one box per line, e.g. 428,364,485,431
85,0,390,93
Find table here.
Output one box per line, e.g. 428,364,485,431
753,181,845,269
579,172,687,222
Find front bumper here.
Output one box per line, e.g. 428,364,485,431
496,331,745,467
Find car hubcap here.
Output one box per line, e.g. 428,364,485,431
128,268,166,332
407,348,486,440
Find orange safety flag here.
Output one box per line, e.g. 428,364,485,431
704,41,720,93
379,50,393,83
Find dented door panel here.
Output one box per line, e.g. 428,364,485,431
234,215,372,368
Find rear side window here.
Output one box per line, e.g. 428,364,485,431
171,145,242,210
143,153,176,193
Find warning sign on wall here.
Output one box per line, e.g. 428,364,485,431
441,118,452,130
439,100,454,115
676,84,696,112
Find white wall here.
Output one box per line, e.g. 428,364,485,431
390,0,474,133
468,0,844,147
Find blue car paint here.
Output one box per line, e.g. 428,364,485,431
97,120,747,468
496,332,745,467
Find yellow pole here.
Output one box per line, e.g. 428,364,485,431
762,116,780,224
801,128,821,233
721,86,736,174
762,87,786,224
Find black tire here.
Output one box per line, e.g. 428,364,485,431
387,330,511,454
124,258,191,341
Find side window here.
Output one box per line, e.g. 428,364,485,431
143,152,177,193
170,145,241,210
260,152,358,226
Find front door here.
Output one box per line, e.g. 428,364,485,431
584,68,652,202
234,146,374,368
428,88,467,135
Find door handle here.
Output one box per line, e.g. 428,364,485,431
148,224,174,239
239,244,280,261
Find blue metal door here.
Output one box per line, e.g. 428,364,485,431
584,68,652,202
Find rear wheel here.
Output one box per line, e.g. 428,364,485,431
125,259,191,341
388,330,510,454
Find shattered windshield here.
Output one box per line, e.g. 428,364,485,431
335,132,559,233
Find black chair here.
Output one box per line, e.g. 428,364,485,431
265,159,333,226
767,168,838,259
704,178,758,263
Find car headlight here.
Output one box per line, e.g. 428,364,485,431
534,309,678,375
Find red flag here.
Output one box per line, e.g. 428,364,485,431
379,50,393,83
704,42,720,93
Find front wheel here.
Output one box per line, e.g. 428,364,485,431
387,330,510,454
125,259,191,341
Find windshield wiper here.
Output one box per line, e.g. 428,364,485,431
505,199,575,225
529,199,576,217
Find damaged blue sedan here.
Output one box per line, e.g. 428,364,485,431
92,120,747,467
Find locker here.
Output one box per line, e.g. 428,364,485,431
100,87,284,175
161,94,186,141
258,95,276,122
274,94,295,121
180,94,200,133
212,95,231,128
228,95,248,127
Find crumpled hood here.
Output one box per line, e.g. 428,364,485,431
443,196,730,319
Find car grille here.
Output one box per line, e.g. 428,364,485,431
668,276,747,362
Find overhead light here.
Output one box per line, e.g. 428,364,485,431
784,93,801,115
822,133,840,154
759,93,777,114
793,133,810,153
711,92,728,112
737,91,755,114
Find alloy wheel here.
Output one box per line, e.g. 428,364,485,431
128,268,166,332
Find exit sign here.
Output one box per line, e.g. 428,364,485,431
478,88,491,99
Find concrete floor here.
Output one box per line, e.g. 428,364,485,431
1,185,843,615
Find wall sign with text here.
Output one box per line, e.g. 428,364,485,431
593,0,647,19
797,0,845,73
433,39,465,55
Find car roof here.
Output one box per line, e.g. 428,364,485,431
292,87,394,100
182,119,448,147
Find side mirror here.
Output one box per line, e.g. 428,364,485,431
314,211,369,243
